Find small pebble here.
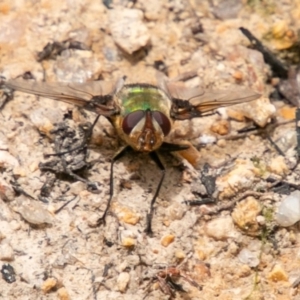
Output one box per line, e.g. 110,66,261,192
16,198,53,225
267,156,289,176
256,215,266,226
117,272,130,292
161,234,175,247
57,287,70,300
272,20,289,38
210,119,230,135
231,197,261,235
122,237,136,247
167,203,185,221
117,207,140,225
109,8,150,55
216,138,226,148
238,248,260,267
192,262,211,281
232,70,243,81
268,264,288,282
0,241,14,261
69,181,86,195
275,129,296,153
276,191,300,227
205,216,238,240
278,106,297,121
212,0,242,19
237,264,251,277
121,211,140,225
42,277,57,293
175,250,185,260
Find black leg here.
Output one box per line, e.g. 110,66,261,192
145,151,165,235
87,115,101,141
265,134,285,156
296,108,300,157
97,146,129,225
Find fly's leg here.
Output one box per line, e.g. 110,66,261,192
145,151,165,235
97,146,130,226
84,114,101,143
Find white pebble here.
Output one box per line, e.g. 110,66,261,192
205,216,239,240
276,191,300,227
238,248,259,267
109,8,150,55
117,272,130,292
197,134,217,145
0,241,14,261
16,198,53,225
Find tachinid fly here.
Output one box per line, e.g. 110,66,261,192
1,76,260,234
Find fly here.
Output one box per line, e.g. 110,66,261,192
1,76,261,234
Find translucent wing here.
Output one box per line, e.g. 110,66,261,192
187,87,261,112
2,78,125,116
164,81,261,120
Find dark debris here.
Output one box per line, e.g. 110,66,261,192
37,39,90,62
1,264,16,283
39,120,100,193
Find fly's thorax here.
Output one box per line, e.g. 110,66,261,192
116,84,172,116
112,84,173,152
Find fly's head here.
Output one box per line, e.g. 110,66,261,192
112,83,174,152
121,109,171,152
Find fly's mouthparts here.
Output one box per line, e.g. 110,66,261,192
138,130,156,151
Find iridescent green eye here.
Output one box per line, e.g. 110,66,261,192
153,111,171,136
122,110,145,134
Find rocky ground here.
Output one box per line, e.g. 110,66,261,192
1,0,300,299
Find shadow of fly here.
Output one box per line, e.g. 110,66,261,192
1,75,260,234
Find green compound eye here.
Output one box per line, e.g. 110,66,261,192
152,111,171,136
122,110,145,134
